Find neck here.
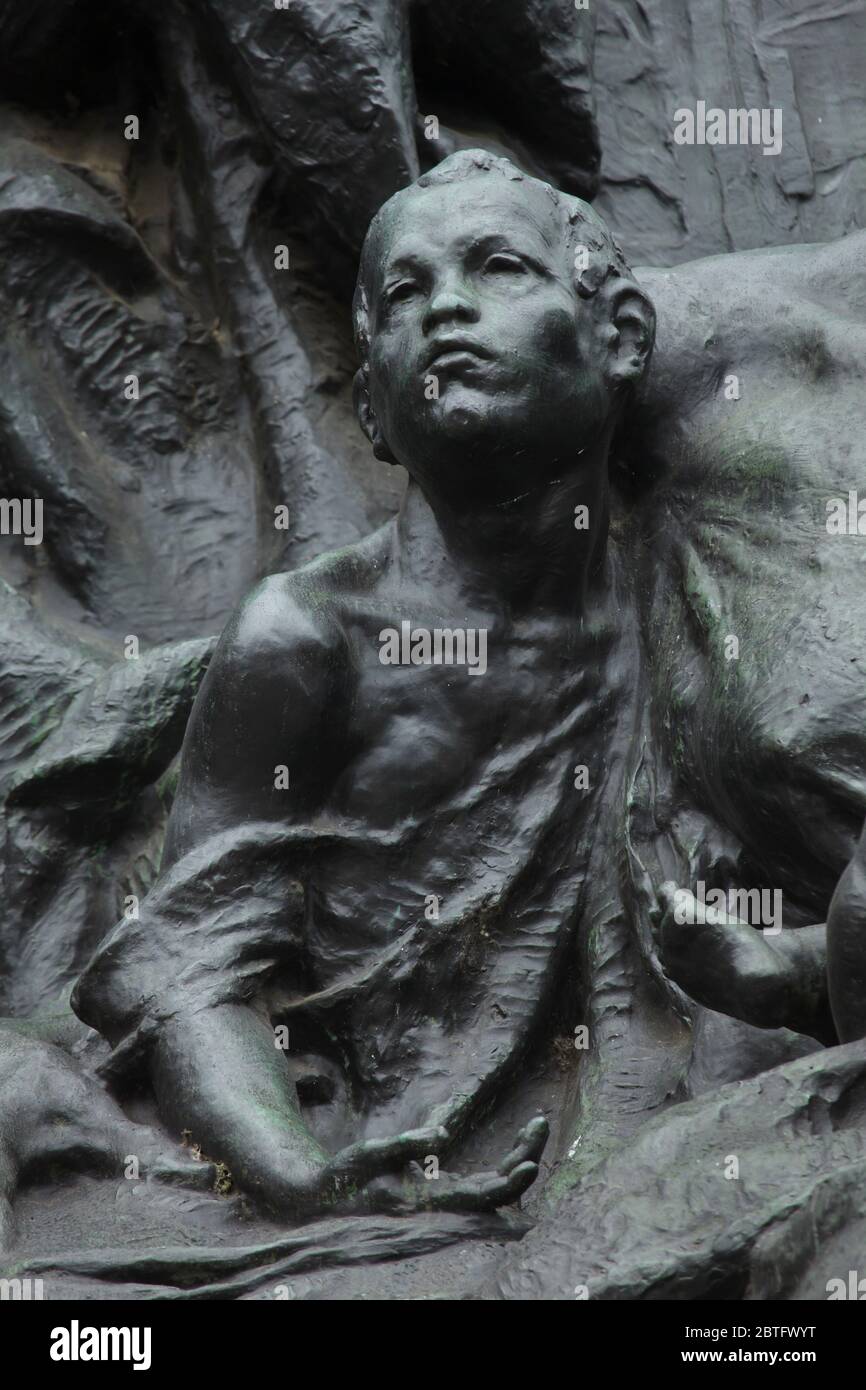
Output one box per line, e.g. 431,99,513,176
395,442,612,618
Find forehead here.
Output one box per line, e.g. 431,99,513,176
373,176,566,274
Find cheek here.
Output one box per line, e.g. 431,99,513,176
535,303,582,359
511,302,586,391
517,304,591,400
369,347,428,456
526,305,611,428
370,347,406,425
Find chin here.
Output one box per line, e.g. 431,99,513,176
429,386,510,440
437,404,490,437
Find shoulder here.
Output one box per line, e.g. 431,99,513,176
218,570,344,689
163,535,391,856
211,526,392,694
184,527,395,764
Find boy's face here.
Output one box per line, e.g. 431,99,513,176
364,176,614,494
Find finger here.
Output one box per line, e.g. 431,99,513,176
331,1125,449,1181
497,1115,549,1175
431,1161,539,1213
482,1160,539,1205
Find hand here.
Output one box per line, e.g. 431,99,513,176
656,882,799,1032
358,1115,549,1216
259,1117,547,1218
307,1125,452,1213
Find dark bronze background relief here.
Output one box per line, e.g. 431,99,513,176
1,0,865,1306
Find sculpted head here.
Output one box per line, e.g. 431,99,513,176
353,149,655,500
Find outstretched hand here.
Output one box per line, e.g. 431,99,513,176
357,1115,549,1217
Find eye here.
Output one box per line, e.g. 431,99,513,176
483,252,526,275
385,280,420,305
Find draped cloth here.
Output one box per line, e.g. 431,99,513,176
73,564,635,1148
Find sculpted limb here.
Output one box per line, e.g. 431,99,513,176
660,810,866,1046
0,1025,208,1253
153,1004,445,1217
154,1005,546,1216
657,884,835,1045
74,153,642,1223
826,817,866,1043
363,1116,549,1216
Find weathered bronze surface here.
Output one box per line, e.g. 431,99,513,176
1,0,866,1302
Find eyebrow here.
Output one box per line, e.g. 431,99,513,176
381,251,429,280
382,228,551,279
463,199,559,251
467,231,547,256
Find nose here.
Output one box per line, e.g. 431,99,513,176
422,273,479,335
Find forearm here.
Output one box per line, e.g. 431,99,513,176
826,850,866,1044
152,1002,328,1205
770,923,836,1046
659,884,837,1046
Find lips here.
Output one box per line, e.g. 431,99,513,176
425,337,494,371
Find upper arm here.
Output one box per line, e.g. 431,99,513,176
627,233,866,471
637,230,866,393
163,574,349,864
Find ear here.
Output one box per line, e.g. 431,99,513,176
604,281,655,391
353,368,398,464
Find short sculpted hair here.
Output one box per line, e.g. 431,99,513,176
352,148,647,395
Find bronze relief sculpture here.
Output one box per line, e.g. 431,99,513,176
1,0,866,1306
